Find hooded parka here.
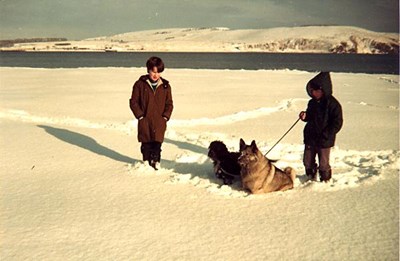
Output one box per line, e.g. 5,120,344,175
303,72,343,148
129,75,173,143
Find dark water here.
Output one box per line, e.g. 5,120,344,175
0,51,398,74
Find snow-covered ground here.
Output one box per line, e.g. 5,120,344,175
0,67,398,260
3,26,399,54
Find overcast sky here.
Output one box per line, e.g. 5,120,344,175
0,0,398,40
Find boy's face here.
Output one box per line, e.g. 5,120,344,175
311,89,324,100
148,66,161,82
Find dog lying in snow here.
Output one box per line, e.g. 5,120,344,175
238,139,296,194
208,140,241,185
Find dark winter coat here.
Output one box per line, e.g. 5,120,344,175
129,75,173,143
303,72,343,148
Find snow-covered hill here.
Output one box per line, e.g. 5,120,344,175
3,26,399,54
94,26,399,54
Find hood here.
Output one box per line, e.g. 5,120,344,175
306,72,332,98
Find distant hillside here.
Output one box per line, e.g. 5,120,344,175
1,27,398,54
0,38,67,47
94,26,398,54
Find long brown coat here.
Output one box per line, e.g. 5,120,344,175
129,75,173,143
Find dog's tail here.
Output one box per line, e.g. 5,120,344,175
284,167,296,183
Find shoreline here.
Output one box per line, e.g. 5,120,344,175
0,66,398,76
1,49,398,55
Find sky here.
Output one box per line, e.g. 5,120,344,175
0,0,398,40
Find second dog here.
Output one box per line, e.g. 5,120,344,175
238,139,296,194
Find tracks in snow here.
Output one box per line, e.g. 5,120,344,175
1,102,399,198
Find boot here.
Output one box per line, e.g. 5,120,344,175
149,160,159,170
319,169,332,182
149,152,160,170
306,168,317,181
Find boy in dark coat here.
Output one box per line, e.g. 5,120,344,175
129,57,173,170
299,72,343,182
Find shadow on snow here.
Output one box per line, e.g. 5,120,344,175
37,124,240,189
37,125,138,164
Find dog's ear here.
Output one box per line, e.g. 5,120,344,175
250,140,258,152
239,138,246,151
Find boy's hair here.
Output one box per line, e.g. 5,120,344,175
146,57,164,73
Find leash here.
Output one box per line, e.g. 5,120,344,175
264,118,301,156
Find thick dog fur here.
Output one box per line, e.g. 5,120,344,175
238,139,296,194
208,140,241,185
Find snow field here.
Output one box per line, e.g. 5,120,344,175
1,67,398,260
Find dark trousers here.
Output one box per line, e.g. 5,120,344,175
303,145,331,172
141,142,162,162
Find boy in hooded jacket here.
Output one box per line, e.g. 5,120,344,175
129,57,173,170
299,72,343,182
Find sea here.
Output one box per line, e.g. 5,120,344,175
0,52,398,74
